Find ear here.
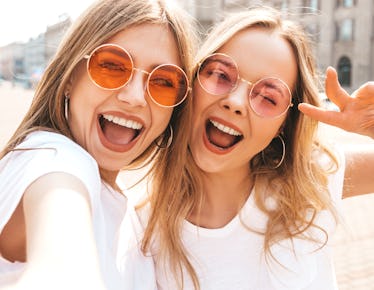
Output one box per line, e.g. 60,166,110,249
64,60,84,96
64,75,75,97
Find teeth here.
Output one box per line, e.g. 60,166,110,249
210,120,241,136
102,114,143,130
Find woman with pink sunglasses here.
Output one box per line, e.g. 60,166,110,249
120,6,374,290
0,0,196,289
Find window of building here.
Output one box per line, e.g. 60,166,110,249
337,19,354,41
304,0,319,10
337,0,355,8
344,0,354,7
337,56,352,86
281,0,289,10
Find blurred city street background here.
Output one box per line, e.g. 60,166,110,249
1,82,373,289
1,0,374,289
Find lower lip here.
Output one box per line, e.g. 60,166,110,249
96,118,140,153
202,129,237,155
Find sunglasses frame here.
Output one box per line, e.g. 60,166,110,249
197,53,294,118
84,43,190,108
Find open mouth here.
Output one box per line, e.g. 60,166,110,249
205,119,243,150
98,113,143,150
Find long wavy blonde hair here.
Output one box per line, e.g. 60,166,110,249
0,0,197,176
142,6,338,290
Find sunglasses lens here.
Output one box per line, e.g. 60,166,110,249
198,54,238,95
250,78,291,118
88,45,132,89
148,65,188,107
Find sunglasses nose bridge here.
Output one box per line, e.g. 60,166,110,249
131,67,150,91
132,67,150,76
239,77,253,90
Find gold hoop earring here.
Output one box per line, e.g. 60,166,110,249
154,125,173,149
64,94,70,121
261,134,285,169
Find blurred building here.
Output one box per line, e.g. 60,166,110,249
0,42,25,86
0,15,71,88
178,0,374,92
45,14,71,64
24,34,45,89
2,1,373,92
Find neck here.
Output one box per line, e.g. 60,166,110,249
99,168,120,191
189,168,253,229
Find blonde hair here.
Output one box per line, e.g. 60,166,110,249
0,0,198,173
142,6,338,289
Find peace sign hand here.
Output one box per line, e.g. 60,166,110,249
298,67,374,139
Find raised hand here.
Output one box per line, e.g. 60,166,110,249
298,67,374,139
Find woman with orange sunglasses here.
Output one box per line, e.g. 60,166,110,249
0,0,196,289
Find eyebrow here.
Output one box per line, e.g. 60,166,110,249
95,45,178,71
209,57,237,70
261,79,288,97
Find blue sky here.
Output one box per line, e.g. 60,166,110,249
0,0,95,46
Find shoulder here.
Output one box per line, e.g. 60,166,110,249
20,131,96,163
12,130,98,171
12,131,100,187
0,131,101,224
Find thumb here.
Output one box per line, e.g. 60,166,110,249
325,66,348,107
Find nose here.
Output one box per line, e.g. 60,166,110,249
219,81,249,116
116,69,148,107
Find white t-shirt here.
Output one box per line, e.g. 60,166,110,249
0,131,127,290
118,154,345,290
117,198,157,290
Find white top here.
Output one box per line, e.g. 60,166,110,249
117,199,157,290
0,131,127,290
118,153,345,290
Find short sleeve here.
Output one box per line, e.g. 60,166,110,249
0,131,101,233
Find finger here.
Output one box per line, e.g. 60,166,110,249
298,103,344,127
351,81,374,100
325,66,349,107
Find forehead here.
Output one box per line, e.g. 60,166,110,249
217,27,298,90
107,23,181,67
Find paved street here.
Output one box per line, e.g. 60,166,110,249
0,82,373,289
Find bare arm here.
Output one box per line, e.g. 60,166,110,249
343,145,374,198
7,172,106,290
299,67,374,198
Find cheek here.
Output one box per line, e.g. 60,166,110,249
69,62,89,93
150,105,173,136
192,84,213,117
68,79,104,142
69,86,99,125
192,81,207,114
251,117,286,145
69,64,104,117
